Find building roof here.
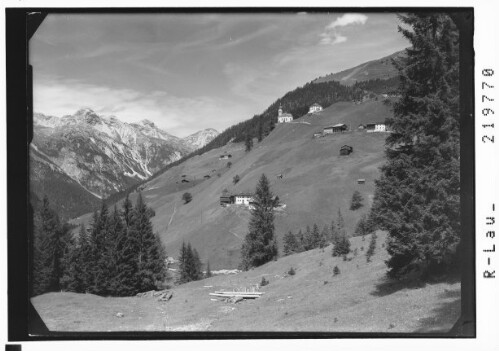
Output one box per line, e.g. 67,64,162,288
325,123,347,129
341,145,353,149
366,122,385,126
311,103,322,107
234,193,253,197
279,113,293,118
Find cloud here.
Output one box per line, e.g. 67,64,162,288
319,13,368,46
327,13,368,29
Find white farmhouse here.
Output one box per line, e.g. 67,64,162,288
234,193,254,206
308,103,323,113
277,105,293,123
366,122,387,133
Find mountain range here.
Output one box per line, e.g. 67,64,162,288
30,108,218,219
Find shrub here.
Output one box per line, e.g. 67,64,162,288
288,267,296,276
182,192,192,204
350,191,364,210
233,175,240,184
227,161,232,169
260,276,269,286
333,266,340,276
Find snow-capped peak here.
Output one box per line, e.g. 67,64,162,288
183,128,219,149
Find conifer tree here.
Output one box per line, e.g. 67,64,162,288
370,13,460,277
350,191,364,210
245,134,253,152
333,209,350,257
283,231,299,256
240,174,278,270
305,223,321,250
132,193,167,291
205,261,212,278
296,229,305,253
366,232,378,263
319,225,331,248
88,201,111,295
122,193,133,228
60,224,87,293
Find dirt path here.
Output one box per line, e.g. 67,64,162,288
168,202,177,226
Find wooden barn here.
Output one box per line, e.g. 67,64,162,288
220,195,233,206
324,123,347,134
219,154,232,160
366,122,387,133
357,179,365,184
340,145,353,156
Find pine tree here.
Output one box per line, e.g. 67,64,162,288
122,193,133,228
32,196,70,296
369,14,460,277
240,174,278,270
132,193,167,291
177,242,189,284
350,191,364,210
296,229,305,253
305,223,321,250
245,134,253,152
283,231,299,256
205,261,212,278
320,225,330,248
366,232,378,263
333,209,350,257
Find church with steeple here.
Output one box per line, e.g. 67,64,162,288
277,105,293,123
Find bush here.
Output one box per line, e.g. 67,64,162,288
288,267,296,276
233,175,240,184
350,191,364,210
182,192,192,204
333,266,340,276
260,276,269,286
227,161,232,169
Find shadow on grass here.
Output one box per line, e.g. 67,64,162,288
415,295,461,333
370,271,460,297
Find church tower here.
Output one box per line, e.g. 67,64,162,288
278,104,283,117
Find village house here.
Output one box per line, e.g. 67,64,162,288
357,179,366,184
219,154,232,160
323,123,348,134
277,105,293,123
340,145,353,156
220,195,233,206
366,122,387,133
234,193,254,205
308,103,323,114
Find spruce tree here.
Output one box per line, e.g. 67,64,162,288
245,134,253,152
122,193,133,228
283,231,299,256
333,209,350,257
205,261,212,278
32,196,70,295
350,191,364,210
296,229,305,253
240,174,278,270
305,224,321,250
132,193,166,291
320,225,330,248
366,232,378,263
370,13,460,277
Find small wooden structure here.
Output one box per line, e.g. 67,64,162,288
366,122,387,133
357,178,365,184
219,154,232,160
324,123,347,134
340,145,353,156
181,179,190,183
204,175,211,179
220,195,233,206
313,132,323,138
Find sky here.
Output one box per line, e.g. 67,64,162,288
31,12,409,137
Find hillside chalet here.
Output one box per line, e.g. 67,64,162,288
219,193,254,206
308,103,323,114
340,145,353,156
366,123,387,132
324,123,348,134
219,154,232,160
277,105,293,123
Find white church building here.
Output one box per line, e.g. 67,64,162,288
277,105,293,123
308,103,323,113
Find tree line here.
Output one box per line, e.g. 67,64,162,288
32,193,167,297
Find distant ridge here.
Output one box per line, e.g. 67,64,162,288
312,50,406,86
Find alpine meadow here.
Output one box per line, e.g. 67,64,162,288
29,12,466,333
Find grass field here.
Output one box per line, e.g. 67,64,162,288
32,232,461,333
73,100,393,270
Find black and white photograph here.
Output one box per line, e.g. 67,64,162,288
7,3,497,345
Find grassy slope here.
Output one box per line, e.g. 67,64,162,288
32,232,461,332
73,100,392,269
313,51,404,85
